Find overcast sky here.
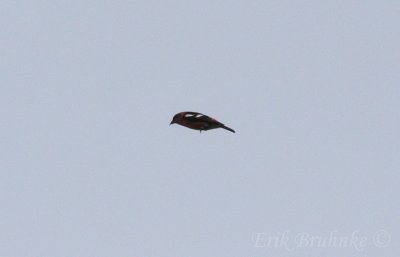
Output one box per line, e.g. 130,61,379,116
1,1,399,257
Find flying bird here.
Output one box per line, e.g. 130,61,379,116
170,112,235,133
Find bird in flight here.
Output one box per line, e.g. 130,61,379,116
170,112,235,133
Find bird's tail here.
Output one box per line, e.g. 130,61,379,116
221,125,235,133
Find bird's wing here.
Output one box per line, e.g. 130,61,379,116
183,112,221,124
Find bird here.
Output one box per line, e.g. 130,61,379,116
170,111,235,133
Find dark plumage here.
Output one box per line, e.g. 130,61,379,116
170,112,235,133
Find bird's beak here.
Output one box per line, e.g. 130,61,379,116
170,120,174,125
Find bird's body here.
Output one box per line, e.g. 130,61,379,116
170,112,235,133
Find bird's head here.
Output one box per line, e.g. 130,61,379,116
170,113,180,125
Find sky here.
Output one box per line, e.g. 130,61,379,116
1,1,399,257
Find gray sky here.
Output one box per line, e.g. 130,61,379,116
1,1,399,256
